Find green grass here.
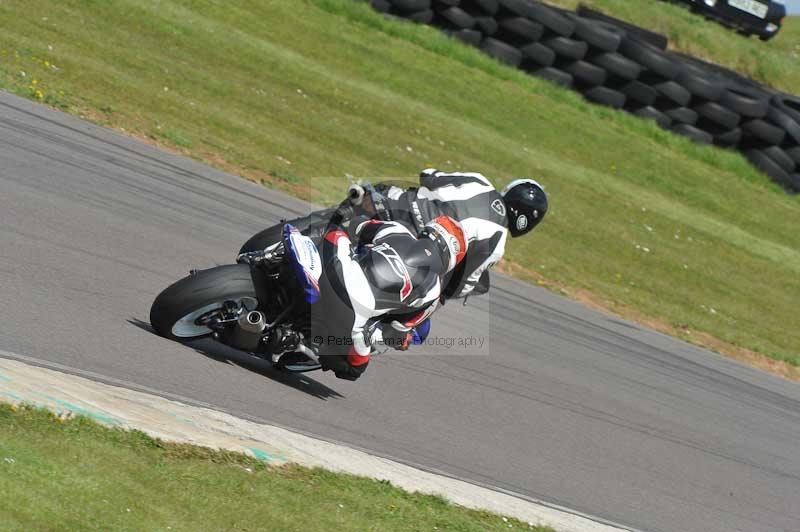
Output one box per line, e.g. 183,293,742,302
0,403,553,531
0,1,798,366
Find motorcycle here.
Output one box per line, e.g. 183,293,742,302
238,181,408,256
149,183,398,373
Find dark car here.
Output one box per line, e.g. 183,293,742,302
675,0,786,40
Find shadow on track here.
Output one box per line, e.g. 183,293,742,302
127,319,344,400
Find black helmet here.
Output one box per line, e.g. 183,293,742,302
502,179,548,237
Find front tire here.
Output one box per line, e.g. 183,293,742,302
150,264,258,340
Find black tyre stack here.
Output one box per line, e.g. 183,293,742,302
516,3,578,88
575,20,636,109
741,93,800,192
368,0,800,193
371,0,432,21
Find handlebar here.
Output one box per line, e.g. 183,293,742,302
348,184,366,206
330,183,367,225
332,181,391,226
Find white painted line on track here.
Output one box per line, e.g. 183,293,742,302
0,350,639,532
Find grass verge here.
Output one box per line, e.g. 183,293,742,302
0,1,798,372
0,402,553,532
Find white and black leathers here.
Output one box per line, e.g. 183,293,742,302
383,169,508,299
314,217,442,376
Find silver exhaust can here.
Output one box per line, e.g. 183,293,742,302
231,311,266,351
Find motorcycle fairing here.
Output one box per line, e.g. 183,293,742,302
283,224,322,304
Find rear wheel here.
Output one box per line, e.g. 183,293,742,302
150,264,259,340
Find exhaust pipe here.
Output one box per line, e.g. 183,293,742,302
230,311,266,351
239,311,266,333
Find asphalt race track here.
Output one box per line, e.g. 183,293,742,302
1,92,799,532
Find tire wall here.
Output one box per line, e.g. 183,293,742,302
368,0,800,193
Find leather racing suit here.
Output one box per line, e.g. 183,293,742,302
312,217,442,380
380,169,509,299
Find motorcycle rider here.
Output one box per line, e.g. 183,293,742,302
312,213,468,381
239,170,548,302
239,171,546,378
375,169,548,300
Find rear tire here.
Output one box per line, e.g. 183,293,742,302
150,265,258,340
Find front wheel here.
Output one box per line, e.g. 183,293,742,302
150,264,258,340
